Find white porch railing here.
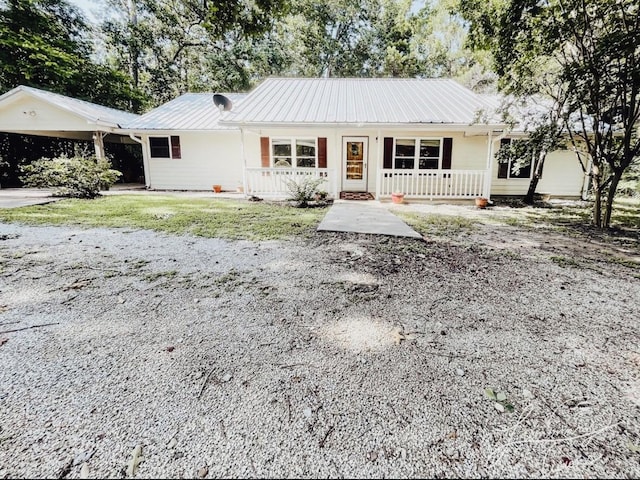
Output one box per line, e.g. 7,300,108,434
245,167,338,198
378,169,487,199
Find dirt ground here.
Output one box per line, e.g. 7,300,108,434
0,215,639,479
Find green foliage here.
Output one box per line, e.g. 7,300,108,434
460,0,640,228
285,176,328,207
20,155,121,199
484,387,514,412
0,0,144,110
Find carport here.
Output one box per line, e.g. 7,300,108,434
0,85,143,186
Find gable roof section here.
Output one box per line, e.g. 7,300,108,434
222,78,502,126
128,93,247,130
0,85,139,128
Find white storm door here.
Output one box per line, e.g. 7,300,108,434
342,136,368,191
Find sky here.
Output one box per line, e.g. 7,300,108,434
68,0,100,23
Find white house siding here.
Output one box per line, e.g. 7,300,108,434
536,150,586,197
243,127,490,194
491,149,585,197
0,96,97,133
144,131,243,191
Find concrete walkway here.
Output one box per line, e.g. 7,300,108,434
317,201,422,238
0,188,61,208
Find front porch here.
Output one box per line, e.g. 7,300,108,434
244,167,489,200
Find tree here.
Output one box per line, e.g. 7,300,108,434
0,0,142,110
101,0,288,106
460,0,640,228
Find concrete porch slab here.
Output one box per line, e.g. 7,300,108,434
317,201,422,239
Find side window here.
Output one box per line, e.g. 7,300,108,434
149,137,170,158
272,138,317,168
272,139,292,167
498,138,532,179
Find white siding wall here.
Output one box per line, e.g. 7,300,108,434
491,148,585,197
244,128,489,194
0,96,95,132
144,131,243,191
537,150,586,197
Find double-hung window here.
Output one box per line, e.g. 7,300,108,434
498,138,532,179
272,138,317,168
149,136,181,159
393,138,442,170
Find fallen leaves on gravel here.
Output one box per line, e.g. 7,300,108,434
126,445,143,477
63,280,89,291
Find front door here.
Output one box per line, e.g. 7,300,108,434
342,136,368,192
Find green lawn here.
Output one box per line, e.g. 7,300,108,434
0,195,328,241
487,197,640,231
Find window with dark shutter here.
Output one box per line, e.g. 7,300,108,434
170,136,181,159
442,137,453,169
383,137,393,169
260,137,270,168
149,137,170,158
318,138,327,168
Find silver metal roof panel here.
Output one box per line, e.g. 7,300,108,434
223,78,501,126
128,93,247,130
0,85,139,127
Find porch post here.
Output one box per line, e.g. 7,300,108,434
375,130,382,199
93,131,106,161
484,130,494,199
240,127,248,196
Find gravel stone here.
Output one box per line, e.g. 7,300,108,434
0,222,638,478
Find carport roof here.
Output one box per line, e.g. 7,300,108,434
0,85,139,128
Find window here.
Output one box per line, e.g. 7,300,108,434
498,138,532,179
149,137,170,158
149,136,181,159
272,138,317,168
393,138,442,170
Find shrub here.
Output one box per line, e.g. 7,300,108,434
20,155,121,199
285,176,327,207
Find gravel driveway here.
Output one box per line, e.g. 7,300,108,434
0,221,639,478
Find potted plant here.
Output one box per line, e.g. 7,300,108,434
391,192,405,204
475,196,488,208
212,184,222,193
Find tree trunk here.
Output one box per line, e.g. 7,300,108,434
603,169,623,228
592,176,603,227
524,150,546,204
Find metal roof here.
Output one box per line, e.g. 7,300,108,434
222,78,502,126
0,85,139,128
128,93,247,130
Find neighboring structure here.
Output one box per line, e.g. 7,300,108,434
127,93,246,191
0,80,588,200
0,85,139,161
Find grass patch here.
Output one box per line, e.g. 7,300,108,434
0,195,328,241
396,212,478,237
550,255,582,268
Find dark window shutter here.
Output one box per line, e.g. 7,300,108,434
498,138,510,178
170,136,181,159
442,137,453,169
260,137,270,167
383,137,393,169
317,137,327,168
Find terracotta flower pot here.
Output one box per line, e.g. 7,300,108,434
475,197,488,208
391,192,405,204
212,184,222,193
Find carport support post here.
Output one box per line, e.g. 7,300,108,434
93,132,106,161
